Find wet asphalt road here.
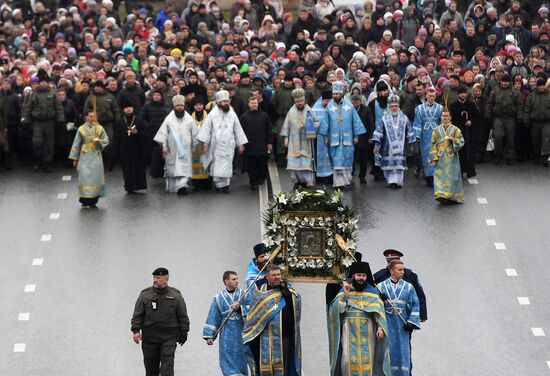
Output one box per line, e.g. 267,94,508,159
1,160,550,375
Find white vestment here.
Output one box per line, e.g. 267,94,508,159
197,106,248,185
154,111,197,192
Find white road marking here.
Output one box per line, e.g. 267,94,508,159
13,344,26,352
40,234,52,242
267,160,281,194
32,258,43,266
57,193,67,199
505,269,518,276
468,178,478,184
477,197,488,204
62,175,72,181
517,297,531,305
49,212,60,220
485,219,496,226
546,361,550,369
494,242,506,250
18,313,30,321
24,284,36,292
532,328,546,337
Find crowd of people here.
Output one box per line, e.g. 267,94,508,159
1,0,550,203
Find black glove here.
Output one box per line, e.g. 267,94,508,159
403,323,416,332
379,292,388,302
178,332,188,346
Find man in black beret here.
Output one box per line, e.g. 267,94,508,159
131,268,190,376
524,78,550,166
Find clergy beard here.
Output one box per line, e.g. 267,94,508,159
378,96,388,107
352,279,366,292
296,103,305,111
195,110,204,120
174,109,185,118
391,109,399,116
220,104,230,112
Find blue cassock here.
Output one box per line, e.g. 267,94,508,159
371,111,416,171
378,279,421,376
245,259,266,288
203,288,249,376
312,98,332,177
320,98,366,169
413,102,443,177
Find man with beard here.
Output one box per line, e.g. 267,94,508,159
131,268,190,376
413,88,443,186
240,96,273,190
281,88,318,189
153,95,197,195
450,86,478,178
245,243,269,288
197,90,248,193
111,101,148,194
368,81,391,181
142,89,171,178
327,261,391,376
320,81,366,188
243,264,302,376
378,260,421,376
312,90,333,183
190,96,212,191
372,94,416,188
351,94,375,185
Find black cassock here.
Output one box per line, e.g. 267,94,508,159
112,115,148,192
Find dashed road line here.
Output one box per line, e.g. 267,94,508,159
494,242,506,250
40,234,52,242
57,193,67,199
468,178,478,184
517,297,531,305
477,197,488,204
24,284,36,292
485,219,496,226
505,269,518,277
49,212,60,220
32,258,43,266
18,313,30,321
532,328,546,337
13,344,26,352
62,175,72,181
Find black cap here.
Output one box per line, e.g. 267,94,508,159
121,99,134,108
376,81,389,91
349,261,374,285
537,78,546,86
152,267,169,276
253,243,266,258
383,249,404,258
92,80,104,88
192,96,205,106
501,73,511,82
452,49,464,56
240,71,250,79
457,85,468,94
321,90,332,100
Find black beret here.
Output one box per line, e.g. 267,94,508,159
152,267,169,276
457,85,468,94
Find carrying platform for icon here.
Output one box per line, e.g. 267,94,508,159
262,189,359,283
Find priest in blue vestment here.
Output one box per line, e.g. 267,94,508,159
371,94,416,188
312,91,333,181
243,264,302,376
327,261,391,376
413,88,443,187
245,243,268,288
203,271,249,376
378,260,421,376
320,81,366,188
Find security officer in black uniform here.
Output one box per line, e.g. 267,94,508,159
373,249,428,322
131,268,190,376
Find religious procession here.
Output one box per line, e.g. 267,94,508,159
1,0,549,374
131,189,428,376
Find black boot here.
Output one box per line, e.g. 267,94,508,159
1,151,12,170
177,187,188,195
425,176,434,187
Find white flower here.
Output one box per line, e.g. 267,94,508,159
349,219,359,229
289,261,296,268
317,259,325,268
327,261,333,268
337,223,346,230
327,239,333,246
346,239,356,250
326,249,333,257
289,251,297,257
297,260,305,268
263,237,275,247
338,207,345,212
268,222,278,232
327,230,333,236
277,194,287,205
280,265,286,271
342,257,354,267
293,191,305,203
307,259,316,268
280,217,288,225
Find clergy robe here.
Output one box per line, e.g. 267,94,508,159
69,122,109,205
412,102,443,177
245,259,266,288
243,283,302,376
281,104,317,186
371,111,416,187
191,110,212,190
153,111,196,193
429,123,465,203
327,287,391,376
320,98,366,187
378,279,421,376
203,288,249,376
197,105,248,188
312,98,332,178
112,114,148,192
